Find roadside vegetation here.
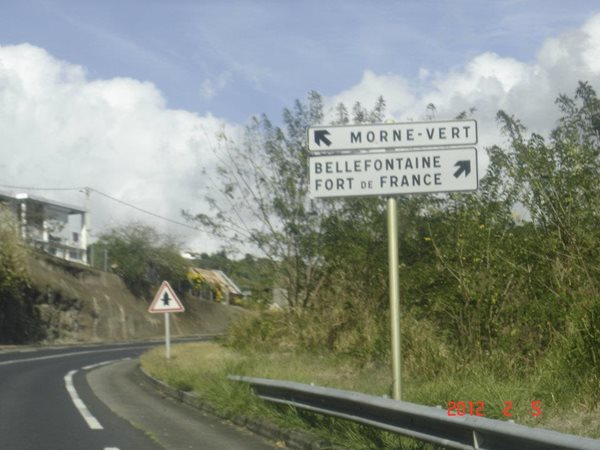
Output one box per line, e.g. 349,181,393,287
90,223,189,298
2,80,599,444
141,82,600,447
141,342,440,449
141,339,598,450
0,206,39,343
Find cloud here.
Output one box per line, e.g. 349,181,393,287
323,13,600,169
3,12,600,254
0,43,238,253
200,72,231,100
326,70,417,117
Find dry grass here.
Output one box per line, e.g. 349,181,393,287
140,342,392,396
141,341,600,443
141,342,436,449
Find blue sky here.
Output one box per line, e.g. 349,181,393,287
3,1,598,123
1,1,600,252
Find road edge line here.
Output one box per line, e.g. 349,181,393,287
64,369,104,430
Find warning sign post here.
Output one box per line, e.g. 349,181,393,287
149,281,185,359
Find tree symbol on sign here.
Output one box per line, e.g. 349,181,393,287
162,292,170,306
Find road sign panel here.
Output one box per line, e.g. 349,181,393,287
307,119,477,152
309,147,478,198
149,281,185,313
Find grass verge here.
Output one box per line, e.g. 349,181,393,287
140,342,599,449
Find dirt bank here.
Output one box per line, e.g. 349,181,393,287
1,252,245,344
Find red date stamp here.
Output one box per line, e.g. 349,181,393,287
447,400,542,417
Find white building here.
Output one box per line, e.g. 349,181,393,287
0,191,90,265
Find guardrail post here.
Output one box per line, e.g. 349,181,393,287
473,430,482,449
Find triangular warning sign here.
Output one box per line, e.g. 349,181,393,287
149,281,185,313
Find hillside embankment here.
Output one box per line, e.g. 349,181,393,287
0,252,245,345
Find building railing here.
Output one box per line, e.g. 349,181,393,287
29,238,87,264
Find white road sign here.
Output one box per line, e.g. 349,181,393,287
307,119,477,152
149,281,185,313
309,147,478,198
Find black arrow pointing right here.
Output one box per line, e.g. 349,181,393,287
314,130,332,147
453,160,471,178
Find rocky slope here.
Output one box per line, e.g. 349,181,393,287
5,252,245,344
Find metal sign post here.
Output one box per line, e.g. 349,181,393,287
307,119,478,402
387,197,402,400
165,312,171,360
148,281,185,360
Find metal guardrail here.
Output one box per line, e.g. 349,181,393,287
228,375,600,450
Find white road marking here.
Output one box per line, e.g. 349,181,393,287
64,369,104,430
0,345,151,367
82,357,130,371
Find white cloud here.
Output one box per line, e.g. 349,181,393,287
582,15,600,72
326,70,417,117
3,12,600,254
324,13,600,172
200,72,231,100
0,43,238,253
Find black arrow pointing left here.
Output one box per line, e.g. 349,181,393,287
314,130,331,147
453,160,471,178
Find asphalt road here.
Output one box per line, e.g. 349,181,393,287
0,340,277,450
88,359,276,450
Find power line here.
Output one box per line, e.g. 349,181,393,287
0,183,82,191
88,188,202,232
0,183,203,232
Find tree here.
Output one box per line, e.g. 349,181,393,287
94,224,188,298
421,82,600,356
189,92,322,309
496,81,600,297
491,83,600,390
187,92,389,310
0,205,38,343
0,206,28,292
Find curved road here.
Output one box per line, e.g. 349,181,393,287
0,340,276,450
